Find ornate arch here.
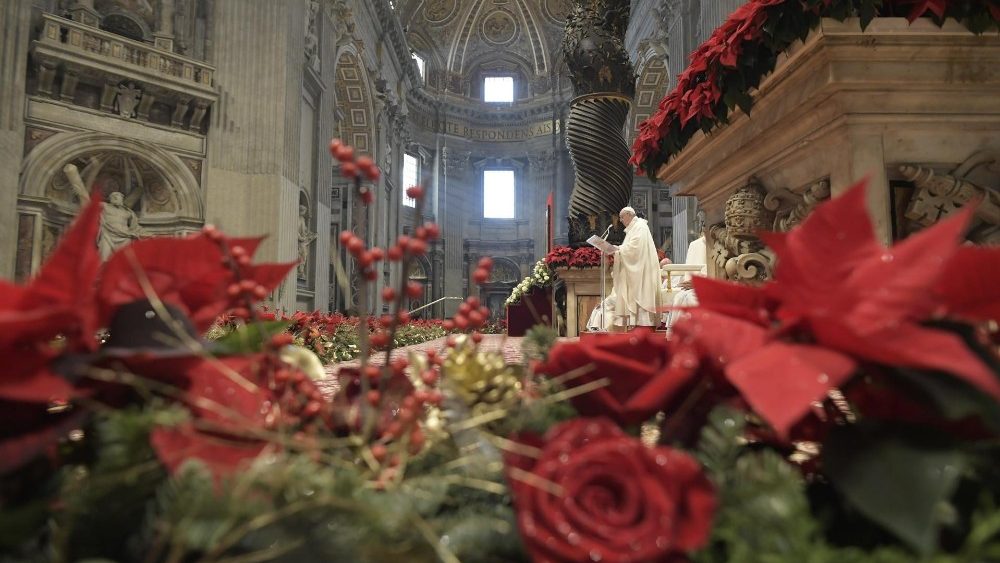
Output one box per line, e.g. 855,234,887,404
19,131,203,223
630,54,670,143
333,49,376,158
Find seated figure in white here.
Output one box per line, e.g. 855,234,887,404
666,235,708,329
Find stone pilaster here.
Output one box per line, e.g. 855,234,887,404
205,0,303,312
0,0,31,277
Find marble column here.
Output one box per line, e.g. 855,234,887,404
0,0,31,278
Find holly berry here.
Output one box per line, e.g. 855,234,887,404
340,161,358,178
367,390,381,406
382,287,397,302
328,138,343,157
473,268,489,284
339,230,354,245
335,145,355,163
477,257,494,270
387,246,403,262
406,281,423,299
405,185,424,200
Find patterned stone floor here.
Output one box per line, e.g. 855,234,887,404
323,334,531,379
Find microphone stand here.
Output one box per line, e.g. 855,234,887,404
599,224,612,332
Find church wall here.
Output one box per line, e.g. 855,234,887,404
0,0,32,279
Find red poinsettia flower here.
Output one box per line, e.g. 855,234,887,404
1,194,103,354
761,180,1000,397
149,355,277,482
674,178,1000,437
97,233,294,333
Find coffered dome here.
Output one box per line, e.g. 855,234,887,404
396,0,574,100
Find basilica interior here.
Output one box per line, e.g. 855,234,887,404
3,1,1000,562
0,0,721,323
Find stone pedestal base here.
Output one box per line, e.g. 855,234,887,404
657,18,1000,262
556,267,613,337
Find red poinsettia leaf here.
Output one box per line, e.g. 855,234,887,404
0,306,80,350
225,236,265,258
97,235,231,331
0,280,24,308
23,194,102,307
671,309,770,369
150,423,268,481
690,276,773,324
764,180,882,299
17,195,103,347
813,321,1000,402
0,356,74,404
184,355,269,429
840,203,972,335
726,342,856,438
241,262,296,294
931,245,1000,323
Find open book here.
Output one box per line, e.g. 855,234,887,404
586,235,617,255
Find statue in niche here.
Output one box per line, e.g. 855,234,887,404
297,204,317,279
63,161,147,259
116,83,141,118
304,1,320,71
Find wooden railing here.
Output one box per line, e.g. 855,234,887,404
37,13,214,87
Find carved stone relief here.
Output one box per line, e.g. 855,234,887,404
709,178,831,283
305,0,320,72
481,10,517,45
423,0,458,25
900,151,1000,244
116,82,142,117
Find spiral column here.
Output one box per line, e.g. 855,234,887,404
567,93,632,222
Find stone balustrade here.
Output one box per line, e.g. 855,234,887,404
30,13,217,132
37,13,213,87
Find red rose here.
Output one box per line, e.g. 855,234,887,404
539,331,698,426
506,418,716,563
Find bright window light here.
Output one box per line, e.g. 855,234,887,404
483,76,514,103
483,170,515,219
412,52,425,81
402,153,419,208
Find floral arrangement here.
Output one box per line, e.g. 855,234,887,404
505,259,555,308
544,244,610,269
210,310,453,364
5,132,1000,563
630,0,1000,177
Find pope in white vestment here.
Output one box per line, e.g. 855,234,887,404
608,207,661,328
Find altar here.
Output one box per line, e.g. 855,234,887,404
555,267,614,337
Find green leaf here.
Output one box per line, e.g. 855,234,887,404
858,0,878,30
824,421,965,555
211,320,291,355
887,367,1000,433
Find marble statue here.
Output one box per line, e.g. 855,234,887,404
297,204,317,279
63,162,146,259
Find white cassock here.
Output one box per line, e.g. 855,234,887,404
610,217,661,327
666,236,708,329
586,290,616,332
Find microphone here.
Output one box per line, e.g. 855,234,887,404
601,224,613,239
